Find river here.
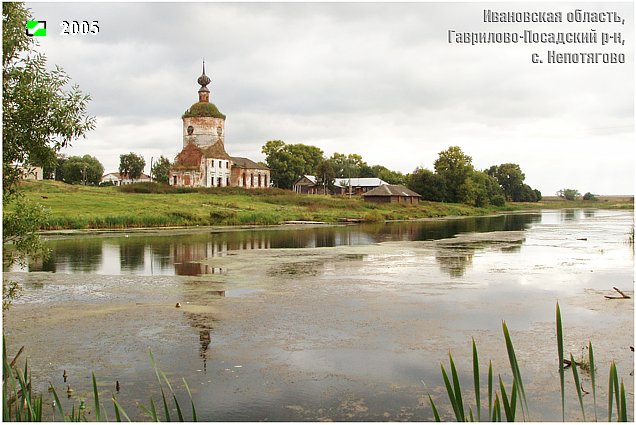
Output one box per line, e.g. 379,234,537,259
3,209,633,421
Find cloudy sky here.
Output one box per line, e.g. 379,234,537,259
25,2,634,195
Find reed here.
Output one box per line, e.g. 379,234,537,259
428,303,630,421
3,337,196,422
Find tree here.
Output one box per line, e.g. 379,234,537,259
119,152,146,182
557,188,580,201
364,164,406,185
406,168,445,202
434,146,474,203
262,140,324,189
151,155,171,184
315,160,336,194
42,154,67,180
582,192,598,201
3,3,95,198
328,153,367,178
3,2,94,309
61,155,104,185
459,171,505,207
486,163,526,201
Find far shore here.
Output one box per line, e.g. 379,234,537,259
11,180,634,233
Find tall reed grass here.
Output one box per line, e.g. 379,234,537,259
428,303,630,421
3,337,196,422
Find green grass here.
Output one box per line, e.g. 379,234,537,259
428,303,630,422
11,181,633,230
7,180,496,230
3,336,195,422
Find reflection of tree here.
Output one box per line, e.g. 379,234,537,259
357,213,540,243
435,246,475,277
435,240,524,277
583,210,596,218
50,239,103,273
561,209,579,222
27,251,56,272
119,242,145,272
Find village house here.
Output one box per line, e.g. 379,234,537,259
293,175,388,195
362,184,421,204
170,63,270,189
101,172,151,186
292,175,340,194
15,165,43,181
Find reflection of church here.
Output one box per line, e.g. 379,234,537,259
170,62,271,188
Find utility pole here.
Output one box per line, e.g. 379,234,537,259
150,156,153,182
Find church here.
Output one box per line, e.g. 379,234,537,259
170,63,270,189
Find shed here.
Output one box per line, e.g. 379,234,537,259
362,184,421,204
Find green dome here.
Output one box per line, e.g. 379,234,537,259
182,102,226,119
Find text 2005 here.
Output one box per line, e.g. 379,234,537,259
60,21,99,35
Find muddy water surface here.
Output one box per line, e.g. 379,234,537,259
3,210,633,421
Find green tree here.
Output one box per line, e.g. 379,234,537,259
62,155,103,185
366,164,406,185
42,154,67,180
487,163,525,201
151,155,171,184
315,160,336,194
3,2,94,309
582,192,598,201
262,140,324,189
328,153,367,178
406,168,445,202
557,188,580,201
517,183,538,202
434,146,474,203
3,3,95,197
460,171,505,207
119,152,146,182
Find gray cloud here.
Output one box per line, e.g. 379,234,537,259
25,2,634,195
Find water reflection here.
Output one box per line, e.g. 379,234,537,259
12,214,542,276
434,239,524,277
435,248,475,277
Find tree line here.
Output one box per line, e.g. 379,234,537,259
262,141,542,207
43,152,172,185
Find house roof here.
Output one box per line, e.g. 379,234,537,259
230,156,269,170
336,177,388,187
362,184,421,197
295,175,317,185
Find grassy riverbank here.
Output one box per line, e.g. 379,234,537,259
10,180,634,230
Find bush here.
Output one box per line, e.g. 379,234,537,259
209,210,237,223
583,192,598,201
491,194,506,207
